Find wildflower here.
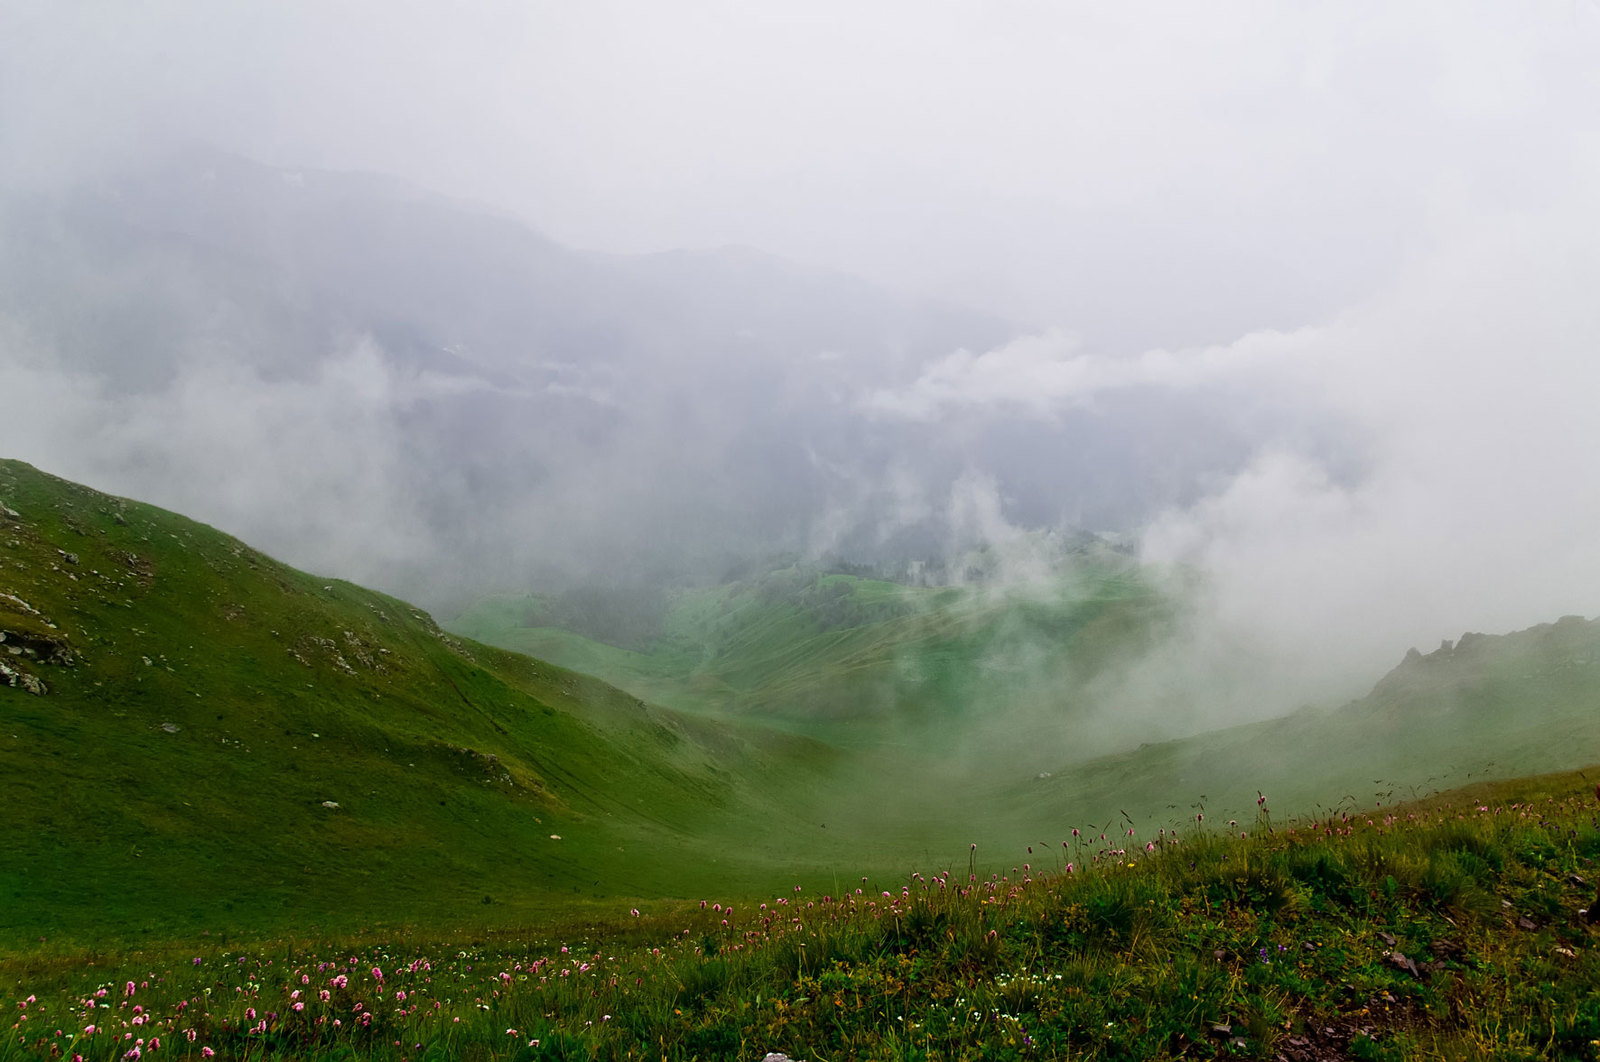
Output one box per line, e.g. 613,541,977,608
371,967,383,982
84,1025,97,1035
201,1049,214,1058
125,982,136,998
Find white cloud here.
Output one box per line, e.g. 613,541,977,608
863,326,1320,421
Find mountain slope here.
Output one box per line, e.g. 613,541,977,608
448,557,1167,746
453,565,1600,855
0,459,838,942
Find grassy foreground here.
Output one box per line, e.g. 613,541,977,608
8,768,1600,1061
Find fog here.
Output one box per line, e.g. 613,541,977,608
3,2,1600,733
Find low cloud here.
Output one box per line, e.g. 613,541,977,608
863,326,1317,422
0,335,441,591
1125,188,1600,723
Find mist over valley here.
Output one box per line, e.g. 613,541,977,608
4,6,1600,1057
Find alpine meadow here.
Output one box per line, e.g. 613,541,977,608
6,5,1600,1061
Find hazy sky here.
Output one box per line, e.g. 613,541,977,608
4,1,1600,724
5,2,1597,346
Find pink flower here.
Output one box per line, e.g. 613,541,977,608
201,1049,215,1058
371,966,383,982
125,982,136,998
84,1025,97,1035
292,1002,304,1012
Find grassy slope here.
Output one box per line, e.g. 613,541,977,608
448,563,1165,744
0,460,847,944
452,570,1600,863
7,456,1600,955
5,766,1600,1061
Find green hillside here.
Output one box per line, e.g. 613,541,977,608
0,460,845,944
448,559,1167,748
6,767,1600,1061
452,567,1600,858
7,456,1600,955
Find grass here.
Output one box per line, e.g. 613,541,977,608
445,558,1167,746
6,767,1600,1060
9,459,1600,1056
11,455,1600,951
0,459,854,944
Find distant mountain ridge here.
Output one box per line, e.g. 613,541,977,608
0,147,1308,607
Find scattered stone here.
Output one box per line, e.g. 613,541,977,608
1378,931,1396,947
1554,946,1577,958
0,660,45,695
160,722,180,734
1385,950,1420,977
549,834,562,841
1568,873,1588,887
762,1054,804,1062
0,592,41,615
0,500,18,520
58,550,79,565
1209,1024,1232,1038
320,800,340,809
1517,916,1538,931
